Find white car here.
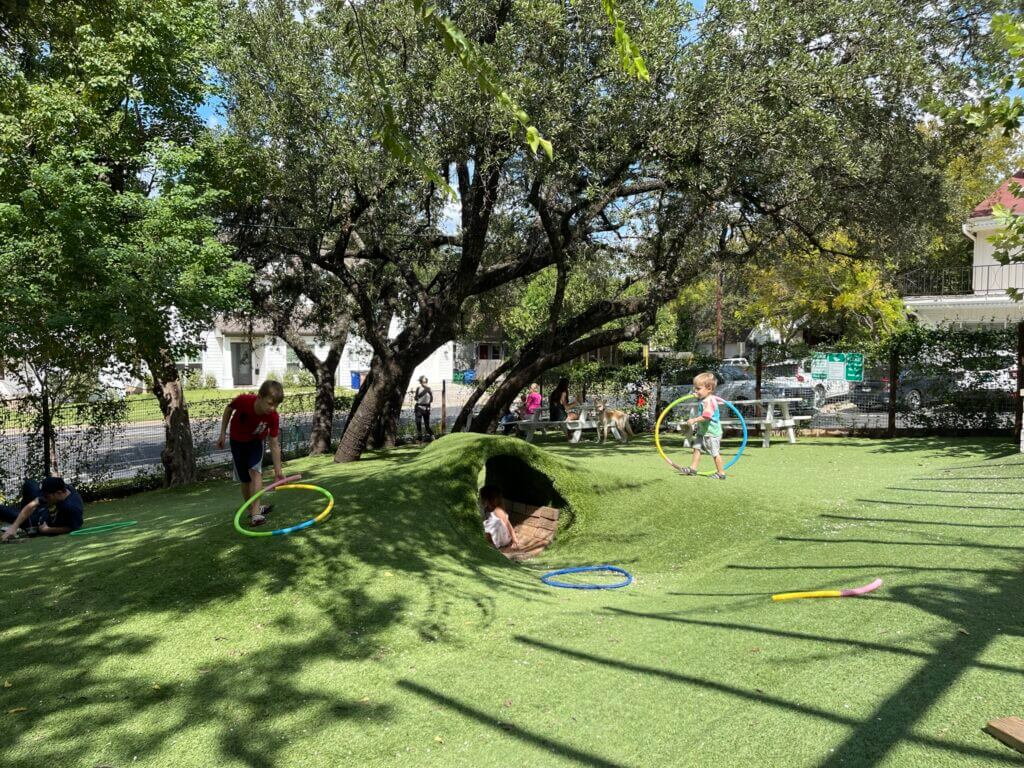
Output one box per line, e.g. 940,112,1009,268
763,358,850,410
722,357,750,370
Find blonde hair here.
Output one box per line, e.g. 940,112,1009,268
258,379,285,405
693,372,717,391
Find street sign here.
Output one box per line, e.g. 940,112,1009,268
811,352,864,382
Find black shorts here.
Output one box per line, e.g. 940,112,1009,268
230,439,264,482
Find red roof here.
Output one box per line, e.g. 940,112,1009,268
970,170,1024,218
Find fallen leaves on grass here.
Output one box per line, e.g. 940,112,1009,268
7,707,27,714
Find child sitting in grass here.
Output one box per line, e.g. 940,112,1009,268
678,371,727,480
217,380,286,525
479,485,519,550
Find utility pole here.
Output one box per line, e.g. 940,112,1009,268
715,264,724,359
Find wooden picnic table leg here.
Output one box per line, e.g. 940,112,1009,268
783,401,797,444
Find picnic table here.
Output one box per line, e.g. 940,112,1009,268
667,397,810,448
512,404,625,444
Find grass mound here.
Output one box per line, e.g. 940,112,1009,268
1,434,1023,767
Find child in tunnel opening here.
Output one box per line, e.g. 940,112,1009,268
479,484,519,550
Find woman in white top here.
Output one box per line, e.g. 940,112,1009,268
479,485,519,550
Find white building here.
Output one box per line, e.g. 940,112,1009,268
904,171,1024,327
186,317,454,391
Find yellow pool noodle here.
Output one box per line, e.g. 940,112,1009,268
771,590,843,601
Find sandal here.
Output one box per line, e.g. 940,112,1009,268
678,467,697,476
248,512,267,526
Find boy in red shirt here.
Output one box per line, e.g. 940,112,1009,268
217,380,286,525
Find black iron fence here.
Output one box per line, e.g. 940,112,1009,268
898,263,1024,297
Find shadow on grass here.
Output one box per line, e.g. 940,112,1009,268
602,608,1024,677
512,633,1021,766
397,680,631,768
855,498,1022,512
821,513,1024,530
727,562,1021,576
863,437,1019,459
885,486,1024,496
777,535,1024,552
913,476,1024,481
0,440,561,767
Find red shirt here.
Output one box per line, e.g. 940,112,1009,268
228,394,280,442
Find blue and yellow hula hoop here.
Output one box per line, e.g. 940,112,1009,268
654,394,747,476
233,483,334,537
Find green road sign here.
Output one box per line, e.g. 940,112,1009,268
811,352,864,382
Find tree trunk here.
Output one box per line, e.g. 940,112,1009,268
334,353,417,462
469,321,650,433
40,372,54,476
470,365,537,433
452,356,515,432
370,373,411,449
277,326,346,456
148,355,198,486
309,365,336,455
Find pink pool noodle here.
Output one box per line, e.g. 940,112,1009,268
840,578,884,597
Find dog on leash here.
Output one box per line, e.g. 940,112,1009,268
596,401,634,443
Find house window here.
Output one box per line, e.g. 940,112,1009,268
286,347,301,372
478,343,502,361
175,353,202,373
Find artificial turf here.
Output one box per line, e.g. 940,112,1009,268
1,433,1023,767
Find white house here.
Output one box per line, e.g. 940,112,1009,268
904,171,1024,328
186,317,454,391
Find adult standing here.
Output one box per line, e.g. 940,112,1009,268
549,377,572,421
414,376,434,442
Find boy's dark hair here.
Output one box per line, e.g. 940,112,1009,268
479,484,502,506
41,477,67,494
258,380,285,404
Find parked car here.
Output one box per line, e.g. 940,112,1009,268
722,357,751,371
762,358,852,412
851,363,1015,411
850,368,955,411
661,365,759,415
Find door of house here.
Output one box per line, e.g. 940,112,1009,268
231,342,253,387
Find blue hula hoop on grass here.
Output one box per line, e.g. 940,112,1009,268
541,565,633,590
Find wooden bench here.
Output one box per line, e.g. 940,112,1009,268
498,500,560,561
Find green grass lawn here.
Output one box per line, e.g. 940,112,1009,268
2,433,1023,767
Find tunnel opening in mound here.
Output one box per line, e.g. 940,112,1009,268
483,455,566,561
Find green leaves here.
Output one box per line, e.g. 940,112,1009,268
410,0,551,158
598,0,650,82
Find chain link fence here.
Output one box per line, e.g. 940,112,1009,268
2,332,1018,500
0,391,340,499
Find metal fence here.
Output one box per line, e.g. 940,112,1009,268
0,391,339,498
0,381,493,498
2,342,1018,499
898,263,1024,297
